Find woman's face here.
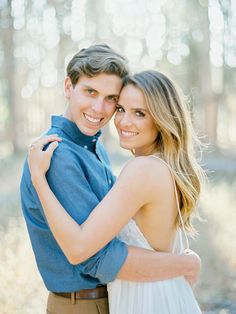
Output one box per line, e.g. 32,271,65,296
114,84,158,156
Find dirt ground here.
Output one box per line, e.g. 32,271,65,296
0,152,235,314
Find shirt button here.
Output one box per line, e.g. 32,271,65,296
92,138,97,142
84,145,88,149
108,179,112,185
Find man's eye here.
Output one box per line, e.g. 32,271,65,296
87,89,96,95
107,96,118,103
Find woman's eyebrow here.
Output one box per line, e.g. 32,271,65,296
132,107,148,112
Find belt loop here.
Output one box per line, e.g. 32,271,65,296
71,292,76,305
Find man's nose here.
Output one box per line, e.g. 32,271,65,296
92,97,104,113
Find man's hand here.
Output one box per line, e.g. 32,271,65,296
183,249,201,287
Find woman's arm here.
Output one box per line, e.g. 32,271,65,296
28,136,201,284
30,140,155,264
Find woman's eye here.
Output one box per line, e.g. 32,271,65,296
116,105,124,112
136,111,145,117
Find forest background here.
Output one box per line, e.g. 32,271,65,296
0,0,236,313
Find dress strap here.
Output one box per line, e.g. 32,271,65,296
150,155,190,251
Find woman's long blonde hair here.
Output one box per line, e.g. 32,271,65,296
124,70,205,234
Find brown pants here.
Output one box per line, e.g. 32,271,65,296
47,292,109,314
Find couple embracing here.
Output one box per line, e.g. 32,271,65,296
21,44,203,314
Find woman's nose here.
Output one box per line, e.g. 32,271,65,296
119,113,132,126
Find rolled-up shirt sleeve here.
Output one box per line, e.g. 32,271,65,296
79,239,128,283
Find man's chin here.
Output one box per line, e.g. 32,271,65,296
79,125,100,137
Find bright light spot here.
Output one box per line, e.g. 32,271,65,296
12,0,25,30
224,33,234,47
133,14,150,37
141,55,157,68
208,0,224,68
104,0,117,14
11,0,25,18
33,0,46,10
43,6,56,19
14,46,25,58
64,53,75,72
209,3,224,32
13,17,25,30
43,7,60,49
97,21,111,39
123,0,146,17
26,17,41,38
211,40,223,55
125,38,143,59
41,61,58,87
192,30,204,42
71,0,86,42
21,85,33,99
112,16,128,36
147,0,161,13
167,51,182,65
26,44,42,67
63,16,71,35
225,53,236,68
211,66,223,93
78,40,93,51
146,19,166,57
28,70,40,91
86,21,96,39
178,44,190,57
210,50,223,67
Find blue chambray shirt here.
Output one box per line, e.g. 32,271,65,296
20,115,128,292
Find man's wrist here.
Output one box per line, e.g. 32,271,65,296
181,252,201,276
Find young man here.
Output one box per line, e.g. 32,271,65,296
21,44,200,314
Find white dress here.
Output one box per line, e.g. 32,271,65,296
107,156,202,314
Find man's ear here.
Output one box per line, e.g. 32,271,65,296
64,77,73,99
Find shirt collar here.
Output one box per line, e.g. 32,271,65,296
51,115,101,151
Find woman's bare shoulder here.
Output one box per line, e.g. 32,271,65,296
118,155,173,188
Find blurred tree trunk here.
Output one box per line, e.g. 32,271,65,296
2,1,19,152
199,4,218,146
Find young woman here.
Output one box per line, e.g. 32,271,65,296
28,70,203,313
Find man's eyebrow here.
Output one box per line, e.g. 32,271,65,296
82,85,119,97
108,94,119,97
82,84,97,91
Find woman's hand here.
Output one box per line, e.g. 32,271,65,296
183,249,201,287
28,134,62,184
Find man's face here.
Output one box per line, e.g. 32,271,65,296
64,73,123,136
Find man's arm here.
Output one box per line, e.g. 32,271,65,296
118,247,200,284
